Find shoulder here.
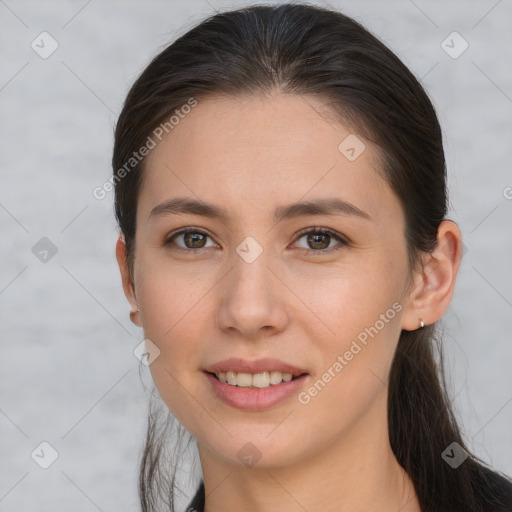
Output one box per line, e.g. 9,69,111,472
183,470,512,512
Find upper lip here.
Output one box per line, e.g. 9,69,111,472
204,357,308,376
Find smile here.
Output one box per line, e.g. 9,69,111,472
212,370,301,388
204,371,310,411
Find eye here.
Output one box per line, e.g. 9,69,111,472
164,228,218,252
293,227,348,254
164,226,348,255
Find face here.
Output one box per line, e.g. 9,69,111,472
122,91,416,468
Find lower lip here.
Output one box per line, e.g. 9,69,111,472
204,372,309,411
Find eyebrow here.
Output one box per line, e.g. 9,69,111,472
148,196,372,223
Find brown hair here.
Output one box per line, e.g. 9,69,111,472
112,3,512,511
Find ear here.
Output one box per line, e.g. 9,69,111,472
401,220,463,331
115,233,142,327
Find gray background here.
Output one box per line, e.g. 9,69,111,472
1,0,511,511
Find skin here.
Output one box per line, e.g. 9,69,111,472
116,91,462,512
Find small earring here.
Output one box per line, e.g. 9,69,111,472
419,318,425,329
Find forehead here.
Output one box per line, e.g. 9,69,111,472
138,92,401,229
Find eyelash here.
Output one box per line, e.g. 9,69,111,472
164,226,348,255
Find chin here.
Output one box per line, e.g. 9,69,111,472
197,429,309,470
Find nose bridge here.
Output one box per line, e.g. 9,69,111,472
230,239,274,308
216,238,286,335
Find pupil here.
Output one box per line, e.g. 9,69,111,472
185,232,205,248
308,233,329,250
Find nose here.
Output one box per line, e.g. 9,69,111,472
215,251,289,341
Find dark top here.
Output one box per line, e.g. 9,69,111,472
184,466,512,512
185,480,204,512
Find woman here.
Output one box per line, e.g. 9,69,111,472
113,3,512,511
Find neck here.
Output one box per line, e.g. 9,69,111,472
197,392,421,512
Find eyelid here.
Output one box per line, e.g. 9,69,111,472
293,226,349,244
291,226,349,253
164,226,349,253
164,226,219,250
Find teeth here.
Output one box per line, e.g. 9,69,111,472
216,370,295,388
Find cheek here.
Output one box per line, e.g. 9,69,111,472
290,260,403,412
285,256,403,346
294,307,401,455
135,263,209,410
137,252,215,337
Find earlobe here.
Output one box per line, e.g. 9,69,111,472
115,234,142,327
400,220,463,331
129,307,141,325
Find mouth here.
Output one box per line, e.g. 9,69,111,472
205,370,307,389
203,358,310,409
204,369,310,411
